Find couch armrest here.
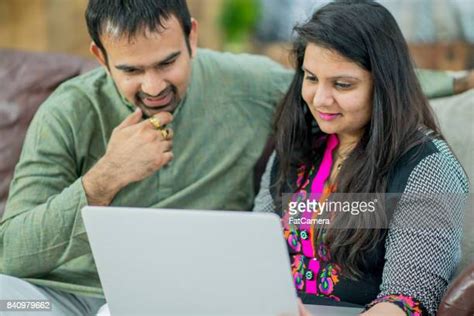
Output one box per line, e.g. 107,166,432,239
438,263,474,316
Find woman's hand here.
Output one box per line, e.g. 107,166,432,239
361,302,404,315
297,299,313,316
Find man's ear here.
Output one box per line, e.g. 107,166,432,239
90,42,109,72
189,18,199,58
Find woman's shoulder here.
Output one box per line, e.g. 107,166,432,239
388,133,469,194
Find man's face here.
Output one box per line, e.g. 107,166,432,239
91,16,198,117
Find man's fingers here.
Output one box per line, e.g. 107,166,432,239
141,112,174,130
161,152,174,166
117,108,142,129
161,140,173,152
159,128,174,141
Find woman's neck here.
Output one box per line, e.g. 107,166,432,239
336,132,360,156
326,133,361,186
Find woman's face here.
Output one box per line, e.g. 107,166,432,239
301,43,373,143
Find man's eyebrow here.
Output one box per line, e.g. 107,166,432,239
115,64,140,71
115,51,182,71
154,51,181,67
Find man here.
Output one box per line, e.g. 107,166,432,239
0,0,467,315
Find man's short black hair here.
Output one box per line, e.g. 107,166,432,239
85,0,192,61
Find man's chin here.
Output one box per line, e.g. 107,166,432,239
137,101,178,117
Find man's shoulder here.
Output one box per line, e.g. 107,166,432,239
195,48,292,78
54,67,109,98
193,48,293,97
32,67,121,132
39,67,114,114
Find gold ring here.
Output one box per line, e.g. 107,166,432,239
160,128,170,140
149,117,161,130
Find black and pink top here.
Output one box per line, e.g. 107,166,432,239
255,132,469,315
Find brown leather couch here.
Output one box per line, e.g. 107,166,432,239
0,49,97,214
438,262,474,316
0,49,472,315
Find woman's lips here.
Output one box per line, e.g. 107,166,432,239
142,92,173,108
318,111,341,121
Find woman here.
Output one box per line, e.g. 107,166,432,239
254,1,469,315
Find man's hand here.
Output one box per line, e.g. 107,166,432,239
453,69,474,94
82,108,174,205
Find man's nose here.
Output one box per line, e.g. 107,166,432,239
312,84,334,108
141,71,166,97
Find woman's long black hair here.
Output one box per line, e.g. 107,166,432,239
273,0,442,278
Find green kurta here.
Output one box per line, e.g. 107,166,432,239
0,48,453,298
1,49,292,298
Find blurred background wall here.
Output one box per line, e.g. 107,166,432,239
0,0,91,57
0,0,472,70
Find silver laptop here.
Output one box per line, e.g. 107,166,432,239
82,206,360,316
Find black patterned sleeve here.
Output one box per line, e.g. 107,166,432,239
253,152,276,213
369,140,469,315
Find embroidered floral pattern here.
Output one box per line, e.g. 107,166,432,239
282,135,342,301
365,294,424,315
318,263,340,296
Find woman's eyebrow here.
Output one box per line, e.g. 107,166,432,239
301,66,315,75
328,76,361,81
302,66,362,81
